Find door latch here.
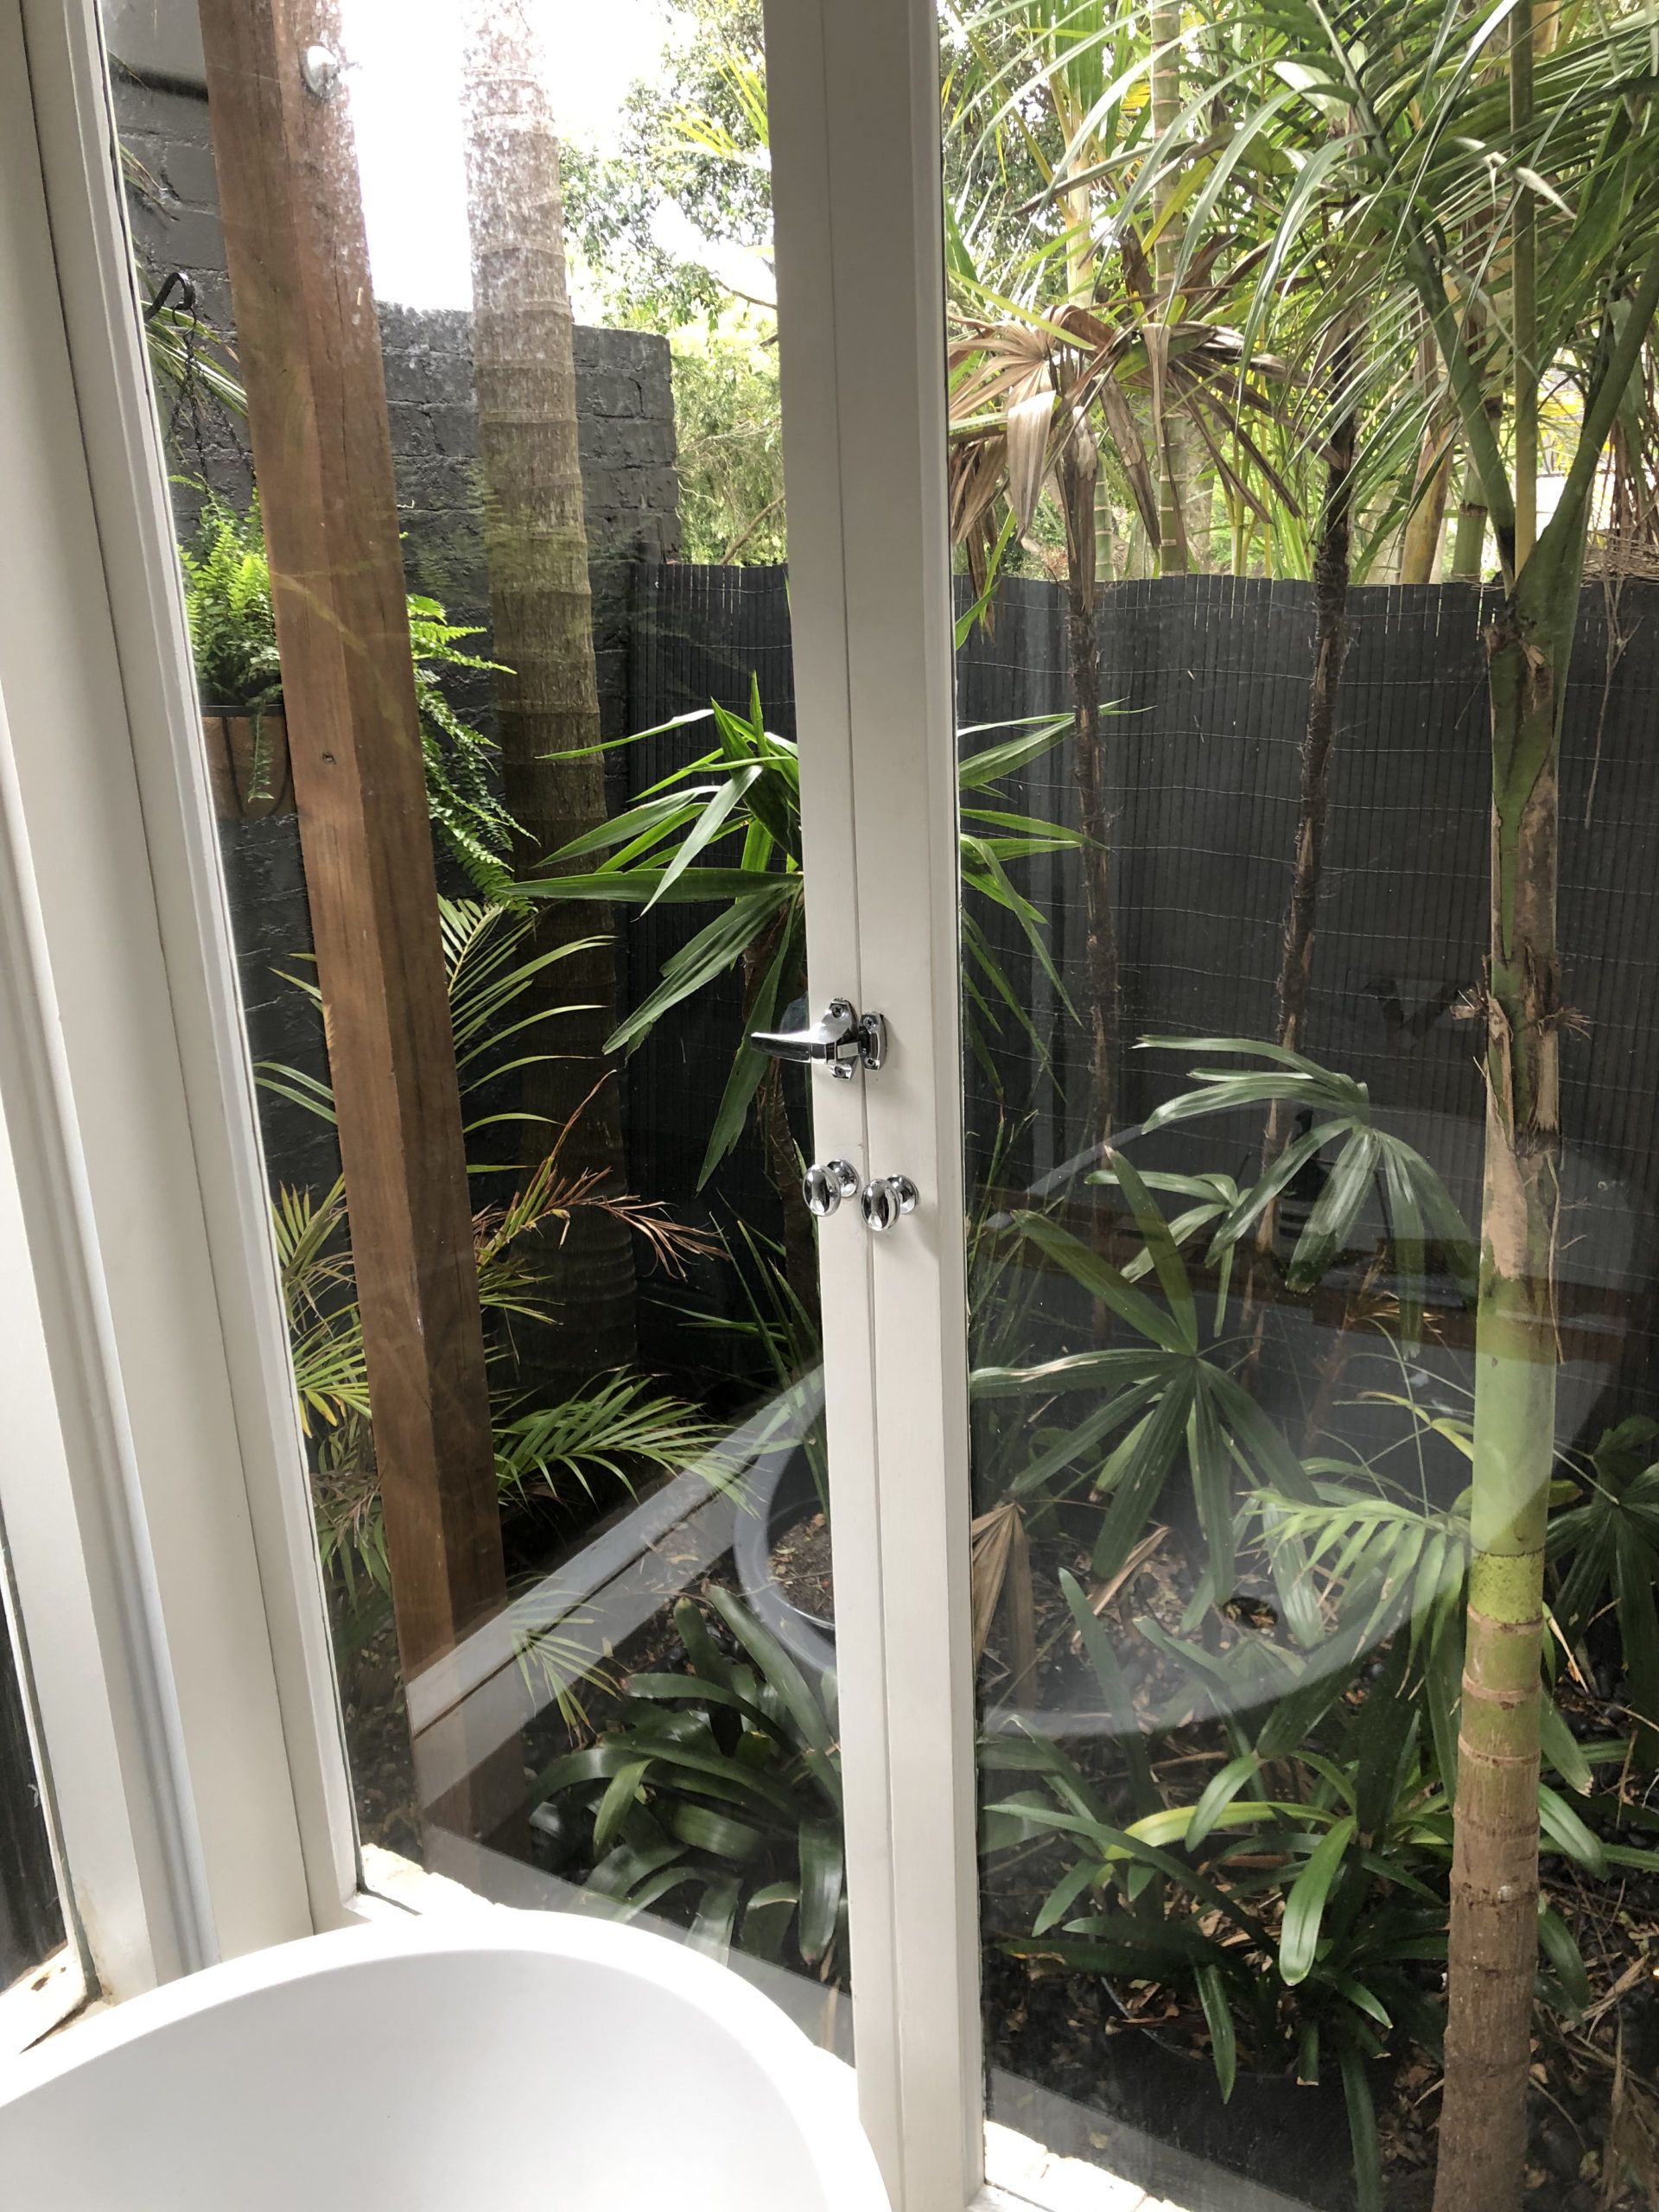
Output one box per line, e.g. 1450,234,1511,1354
749,997,887,1080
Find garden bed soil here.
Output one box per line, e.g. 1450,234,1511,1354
772,1511,834,1623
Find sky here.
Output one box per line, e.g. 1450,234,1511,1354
339,0,765,316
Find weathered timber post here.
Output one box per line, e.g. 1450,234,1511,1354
195,0,508,1696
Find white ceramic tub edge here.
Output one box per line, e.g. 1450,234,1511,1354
0,1908,891,2210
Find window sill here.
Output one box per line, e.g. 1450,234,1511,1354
0,1946,88,2057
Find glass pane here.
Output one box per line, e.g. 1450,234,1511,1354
948,7,1659,2209
109,0,842,2045
0,1529,64,2005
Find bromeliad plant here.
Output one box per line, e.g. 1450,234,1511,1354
527,1586,849,1980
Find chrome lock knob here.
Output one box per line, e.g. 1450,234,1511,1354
803,1160,860,1217
860,1174,918,1233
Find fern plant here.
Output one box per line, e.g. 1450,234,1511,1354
178,493,518,891
180,496,283,709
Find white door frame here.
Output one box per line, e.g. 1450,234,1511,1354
4,0,984,2200
765,4,981,2206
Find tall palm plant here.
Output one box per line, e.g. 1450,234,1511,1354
1217,7,1659,2202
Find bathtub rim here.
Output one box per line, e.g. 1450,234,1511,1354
0,1907,886,2205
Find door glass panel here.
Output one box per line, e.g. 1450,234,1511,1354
948,7,1659,2208
109,0,842,2044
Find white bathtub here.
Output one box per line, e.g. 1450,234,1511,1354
0,1911,890,2210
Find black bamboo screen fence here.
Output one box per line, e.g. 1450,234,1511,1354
621,567,1659,1421
218,564,1659,1419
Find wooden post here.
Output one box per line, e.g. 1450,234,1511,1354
195,0,507,1688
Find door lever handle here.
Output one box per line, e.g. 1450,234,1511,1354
749,997,887,1080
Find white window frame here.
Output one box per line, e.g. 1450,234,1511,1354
1,0,352,1998
2,1,985,2206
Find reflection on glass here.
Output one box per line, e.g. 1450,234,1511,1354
111,0,838,2043
948,3,1659,2207
0,1556,63,2005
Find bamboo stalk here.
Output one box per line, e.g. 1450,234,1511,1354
1258,337,1358,1234
1151,0,1188,574
1429,246,1659,2212
1401,428,1457,583
1511,0,1538,572
1060,422,1119,1140
1450,455,1491,581
1431,589,1564,2212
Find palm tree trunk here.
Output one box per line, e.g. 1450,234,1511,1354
1432,545,1573,2212
461,1,636,1388
1060,424,1117,1141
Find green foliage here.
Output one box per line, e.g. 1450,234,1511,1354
513,681,1082,1179
529,1586,849,1979
179,495,283,710
123,150,246,423
977,1148,1319,1614
1552,1417,1659,1766
495,1375,723,1511
561,0,771,332
271,1176,370,1440
176,495,517,891
983,1569,1621,2212
1141,1037,1478,1350
671,318,786,563
261,895,600,1160
1205,0,1659,582
404,596,519,896
263,896,715,1606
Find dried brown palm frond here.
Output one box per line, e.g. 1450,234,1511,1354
947,299,1298,577
472,1078,721,1327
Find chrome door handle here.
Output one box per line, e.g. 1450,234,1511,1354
803,1160,860,1217
749,997,887,1080
861,1175,918,1232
